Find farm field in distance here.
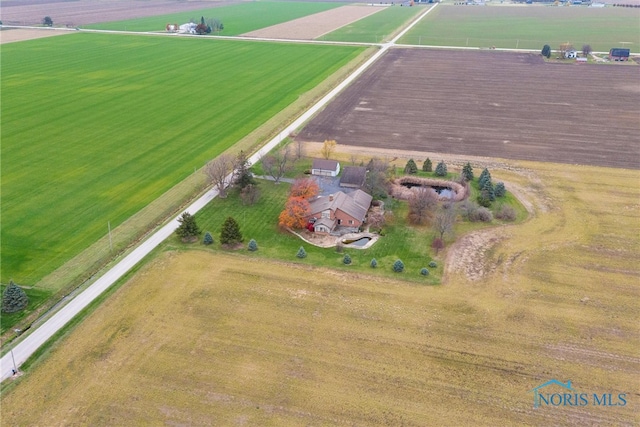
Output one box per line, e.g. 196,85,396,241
297,49,640,170
82,1,345,35
0,0,236,27
317,4,425,43
0,33,363,287
2,156,638,425
398,4,640,52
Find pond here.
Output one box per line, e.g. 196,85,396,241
342,237,372,247
400,183,454,200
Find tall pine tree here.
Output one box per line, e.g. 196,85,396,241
2,280,29,314
422,158,432,172
462,163,474,182
435,161,447,177
176,212,201,242
220,217,243,245
404,159,418,174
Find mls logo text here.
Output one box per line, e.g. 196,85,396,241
530,379,627,408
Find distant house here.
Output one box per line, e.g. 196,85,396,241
311,159,340,177
340,166,367,189
178,22,197,34
609,48,630,61
307,190,373,234
564,50,578,59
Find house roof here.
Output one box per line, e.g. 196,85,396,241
314,217,335,230
340,166,367,188
610,48,630,56
312,158,340,171
308,190,372,223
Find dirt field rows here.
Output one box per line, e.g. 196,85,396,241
0,0,235,27
241,5,384,40
297,49,640,170
0,28,70,44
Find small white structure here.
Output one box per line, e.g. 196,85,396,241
311,159,341,177
178,23,197,34
565,50,578,59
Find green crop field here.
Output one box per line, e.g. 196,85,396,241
84,1,345,35
398,5,640,52
318,4,425,43
0,33,363,287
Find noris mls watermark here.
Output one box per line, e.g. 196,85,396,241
530,379,627,408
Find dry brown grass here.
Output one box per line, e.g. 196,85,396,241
2,157,639,425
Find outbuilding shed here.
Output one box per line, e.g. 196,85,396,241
312,159,341,177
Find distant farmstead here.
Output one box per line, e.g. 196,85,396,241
311,159,340,177
609,48,630,61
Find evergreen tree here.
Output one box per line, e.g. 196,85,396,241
541,44,551,58
203,231,214,245
494,182,506,197
478,168,492,189
462,162,474,182
176,212,201,241
233,150,255,190
2,280,29,314
343,254,352,265
370,258,378,268
404,159,418,175
248,239,258,251
296,246,307,259
422,158,432,172
220,216,243,245
435,161,447,177
477,179,495,207
393,259,405,273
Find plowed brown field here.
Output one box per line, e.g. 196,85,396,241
297,49,640,170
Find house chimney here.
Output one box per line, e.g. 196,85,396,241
329,194,334,201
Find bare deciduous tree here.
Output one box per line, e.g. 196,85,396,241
433,203,457,240
407,187,438,225
263,146,291,183
582,44,592,58
320,139,336,160
294,138,304,160
240,184,260,205
558,42,573,59
204,154,234,198
364,157,391,199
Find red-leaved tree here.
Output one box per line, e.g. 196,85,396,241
290,178,319,199
279,197,310,229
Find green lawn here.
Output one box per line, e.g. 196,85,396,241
180,168,524,283
84,2,345,35
0,285,52,335
398,5,640,52
318,4,425,43
181,179,442,284
1,33,363,286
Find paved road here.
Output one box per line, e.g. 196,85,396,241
0,4,439,383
